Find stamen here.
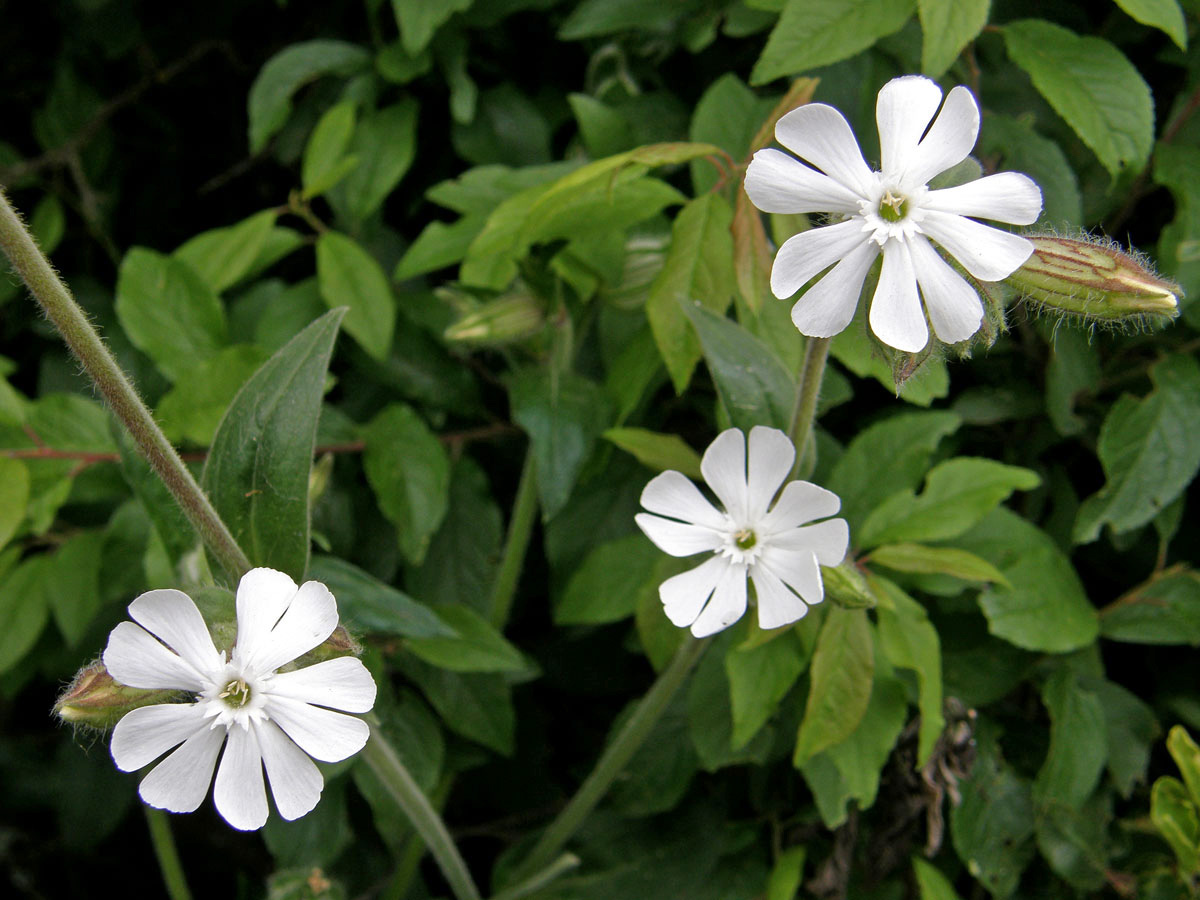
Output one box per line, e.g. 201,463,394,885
218,678,252,708
734,529,757,550
879,188,907,223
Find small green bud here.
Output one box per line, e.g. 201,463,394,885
1007,235,1180,323
822,561,875,609
601,235,668,310
55,661,181,730
443,289,545,347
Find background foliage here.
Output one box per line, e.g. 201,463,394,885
2,0,1200,898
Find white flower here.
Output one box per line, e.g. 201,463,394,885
744,74,1043,353
635,427,849,637
102,567,377,831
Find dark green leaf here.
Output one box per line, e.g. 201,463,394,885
405,604,529,673
602,428,703,479
794,607,874,765
556,534,663,625
1113,0,1187,49
726,630,806,749
156,345,270,446
0,554,51,674
0,458,29,551
332,99,419,221
308,555,454,639
315,231,396,360
46,530,105,647
391,0,473,55
1100,568,1200,645
398,656,516,755
1034,669,1107,809
917,0,988,77
979,115,1083,228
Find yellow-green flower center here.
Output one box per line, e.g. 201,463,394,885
878,188,908,223
734,529,757,551
219,678,252,708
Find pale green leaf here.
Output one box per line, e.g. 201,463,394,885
1113,0,1187,49
174,210,279,294
912,857,963,900
603,428,702,479
869,543,1009,586
0,554,51,674
391,0,472,55
316,231,396,360
333,99,419,221
794,607,874,765
301,101,357,199
0,458,30,552
156,345,270,445
727,630,807,749
918,0,989,76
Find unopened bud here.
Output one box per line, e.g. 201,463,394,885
601,235,668,310
1008,236,1180,323
444,290,545,347
822,561,875,609
55,661,180,730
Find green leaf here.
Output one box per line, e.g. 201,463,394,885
405,603,529,673
115,248,227,382
508,369,612,518
46,530,106,647
646,193,736,392
395,216,486,280
1155,143,1200,305
556,534,664,625
688,632,774,770
978,115,1083,228
1002,19,1154,177
751,0,916,84
397,657,516,755
957,508,1099,653
0,554,51,674
912,857,963,900
794,608,874,765
1034,670,1107,809
569,93,636,158
688,74,775,194
636,556,692,670
0,458,29,551
263,780,351,868
1043,327,1099,436
301,101,357,199
726,630,807,749
315,231,396,360
1168,725,1200,808
332,99,419,221
1151,776,1200,875
202,308,345,581
1113,0,1187,49
602,428,702,479
830,317,949,406
156,345,271,445
391,0,472,55
361,404,451,566
683,303,795,432
827,410,960,534
1034,792,1110,891
1100,568,1200,645
767,846,807,900
859,458,1041,549
174,210,280,295
869,543,1009,587
609,693,699,817
917,0,988,76
307,555,452,639
247,40,371,153
1075,354,1200,543
1086,676,1159,797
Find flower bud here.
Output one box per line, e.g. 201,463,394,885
601,234,668,310
55,660,180,730
1007,236,1179,323
443,289,545,347
822,561,875,609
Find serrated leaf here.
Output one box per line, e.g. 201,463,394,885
794,607,873,765
1086,676,1159,797
202,308,345,581
174,210,280,294
603,428,702,479
316,231,396,360
301,101,357,199
1113,0,1187,49
917,0,989,77
1002,19,1154,177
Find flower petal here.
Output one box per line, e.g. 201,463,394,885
870,240,928,352
268,657,377,713
903,85,979,187
749,564,808,630
924,172,1043,225
249,580,339,673
744,149,864,215
214,724,269,831
745,426,795,522
774,103,874,197
659,555,728,628
690,562,748,637
920,211,1034,281
640,469,726,530
790,240,879,338
769,519,850,566
877,76,943,181
111,702,210,771
103,621,209,692
759,545,824,607
909,236,984,344
234,568,299,666
127,589,223,677
254,718,324,822
635,513,723,557
770,219,872,299
264,694,370,763
700,428,748,522
760,481,842,534
137,723,225,814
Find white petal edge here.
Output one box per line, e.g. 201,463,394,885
790,240,879,338
774,103,875,197
127,589,223,677
690,561,748,637
869,240,928,353
759,546,825,607
770,219,872,299
759,481,842,534
745,426,795,523
749,564,808,631
640,470,727,530
659,555,728,629
255,718,324,821
249,580,339,674
903,85,980,187
769,519,850,567
909,236,984,345
700,428,748,522
103,621,209,692
268,657,377,713
213,724,269,831
111,702,210,771
635,513,723,557
920,211,1034,281
923,172,1043,225
234,568,299,667
137,724,225,814
876,76,943,181
744,149,864,215
264,694,370,763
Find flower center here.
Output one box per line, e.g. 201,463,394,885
218,677,252,708
734,528,757,550
878,188,908,222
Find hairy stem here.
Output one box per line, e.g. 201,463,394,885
144,808,193,900
489,449,539,629
787,336,830,477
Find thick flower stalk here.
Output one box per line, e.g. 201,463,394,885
744,75,1043,352
635,426,848,636
102,567,377,831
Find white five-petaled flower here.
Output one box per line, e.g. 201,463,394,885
102,567,377,831
744,74,1043,353
635,427,849,637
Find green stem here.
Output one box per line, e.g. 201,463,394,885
513,636,710,881
488,449,539,629
362,725,483,900
0,189,252,580
786,336,830,479
491,853,581,900
382,776,454,900
144,807,193,900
